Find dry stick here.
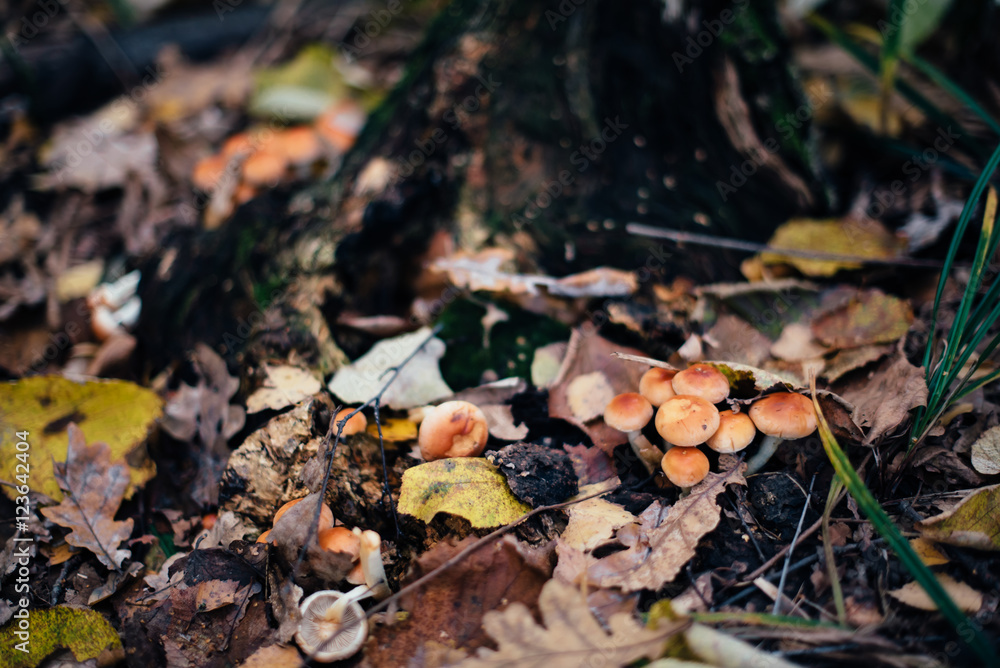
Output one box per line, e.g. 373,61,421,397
626,223,953,269
372,397,401,539
289,325,443,588
773,474,816,616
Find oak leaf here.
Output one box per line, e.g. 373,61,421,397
585,467,745,593
40,424,134,570
456,579,686,668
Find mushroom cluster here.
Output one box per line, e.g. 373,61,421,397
191,100,365,204
604,363,818,490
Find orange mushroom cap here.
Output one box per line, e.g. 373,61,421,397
192,154,227,191
277,126,322,165
273,498,334,529
748,392,817,439
639,367,677,406
318,526,361,560
335,408,368,436
655,395,720,447
256,529,274,544
242,150,287,186
660,446,710,487
604,393,654,432
671,364,730,404
705,410,757,453
417,400,489,460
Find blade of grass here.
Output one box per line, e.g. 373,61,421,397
689,612,839,629
878,0,905,134
810,380,997,663
821,478,847,626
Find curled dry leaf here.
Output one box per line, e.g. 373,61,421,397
581,467,746,593
838,354,927,445
455,578,686,668
40,424,134,570
888,574,983,613
970,425,1000,475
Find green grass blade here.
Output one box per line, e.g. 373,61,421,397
811,385,998,663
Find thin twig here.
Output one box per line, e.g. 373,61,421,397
627,223,953,268
774,474,816,616
288,325,443,587
372,397,400,540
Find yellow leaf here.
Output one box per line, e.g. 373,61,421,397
0,607,122,667
888,574,983,613
366,417,417,441
398,458,530,528
909,537,949,566
0,376,161,501
918,484,1000,551
760,218,903,277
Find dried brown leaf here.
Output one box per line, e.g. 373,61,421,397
455,579,685,668
40,424,134,570
888,574,983,613
838,354,927,445
586,467,746,592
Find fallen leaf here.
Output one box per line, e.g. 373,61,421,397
366,535,550,666
821,344,893,382
398,458,530,528
455,579,686,668
562,444,617,485
195,579,243,612
760,217,903,277
239,644,302,668
703,314,773,367
585,467,746,593
0,375,161,501
327,326,453,410
771,322,827,361
918,484,1000,550
0,607,122,668
550,330,648,453
480,403,529,441
246,365,322,413
560,492,636,552
888,574,982,613
565,371,616,423
838,354,928,445
531,341,568,388
970,425,1000,475
811,289,914,349
909,537,949,566
367,417,418,441
40,424,135,570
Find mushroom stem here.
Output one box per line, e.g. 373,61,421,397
627,431,664,473
357,529,390,600
745,435,783,475
324,586,371,624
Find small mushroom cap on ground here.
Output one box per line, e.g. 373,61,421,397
318,526,361,560
655,395,721,447
242,150,286,186
638,367,677,406
705,410,757,453
334,408,368,436
277,126,322,164
660,446,710,487
604,392,654,432
192,153,227,191
274,498,334,528
749,392,817,439
256,529,273,544
296,590,367,662
671,364,731,404
418,400,489,460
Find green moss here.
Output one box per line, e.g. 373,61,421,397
0,607,122,668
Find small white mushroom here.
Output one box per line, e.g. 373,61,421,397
296,590,367,662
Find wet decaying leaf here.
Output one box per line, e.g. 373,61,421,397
40,424,134,570
398,458,531,529
365,535,551,665
454,578,687,668
0,375,161,501
568,467,745,593
811,289,914,349
486,442,578,507
918,484,1000,551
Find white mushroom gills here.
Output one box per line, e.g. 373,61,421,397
296,590,367,662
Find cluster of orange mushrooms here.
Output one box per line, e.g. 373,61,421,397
606,364,818,490
191,100,365,203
